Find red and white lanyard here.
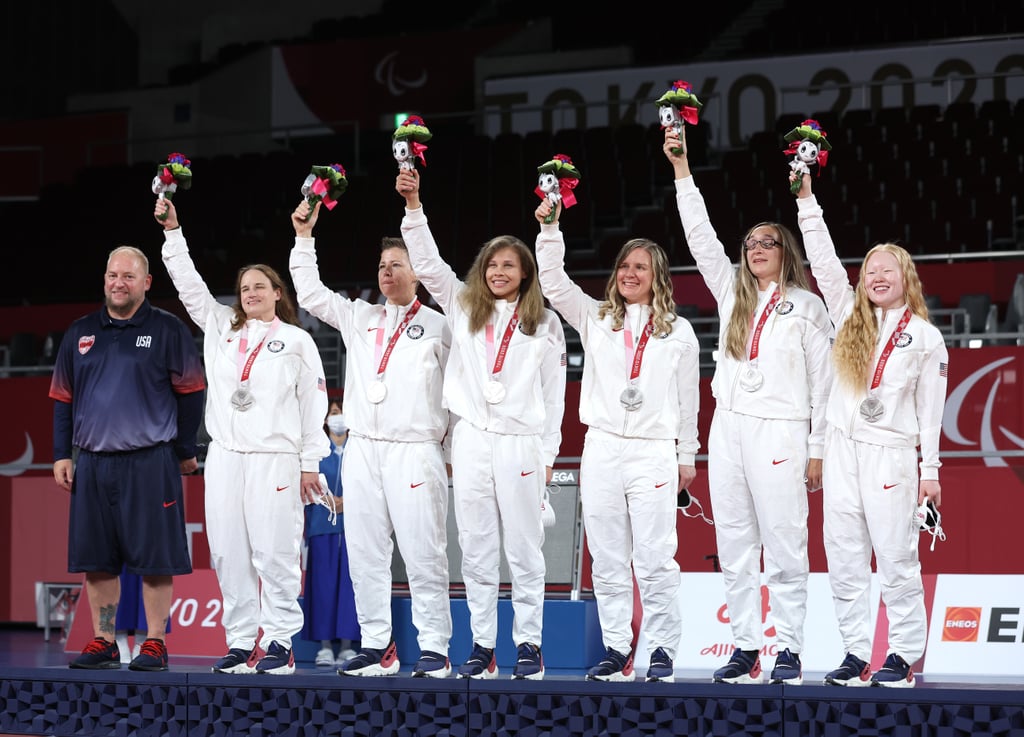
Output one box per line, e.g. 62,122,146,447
623,312,654,383
748,288,781,363
485,302,520,377
236,317,281,385
869,307,912,391
373,300,421,377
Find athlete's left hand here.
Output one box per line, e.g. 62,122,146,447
678,464,696,492
300,471,322,504
919,479,941,507
804,458,822,492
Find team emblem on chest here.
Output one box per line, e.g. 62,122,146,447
895,333,912,348
267,340,285,353
406,324,424,339
775,301,794,315
78,335,95,355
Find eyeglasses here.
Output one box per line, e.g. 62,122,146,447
742,237,781,251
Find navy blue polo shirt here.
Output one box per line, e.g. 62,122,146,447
49,300,206,454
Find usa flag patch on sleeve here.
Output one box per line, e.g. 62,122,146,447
939,362,948,377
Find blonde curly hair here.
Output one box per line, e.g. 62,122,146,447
597,238,677,336
832,243,929,390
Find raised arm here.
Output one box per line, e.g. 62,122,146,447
396,169,463,314
664,126,736,305
156,198,232,329
288,198,355,338
534,199,598,333
794,172,854,324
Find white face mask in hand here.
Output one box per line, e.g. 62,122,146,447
914,500,945,551
541,484,557,528
310,472,338,526
326,414,347,435
678,488,714,526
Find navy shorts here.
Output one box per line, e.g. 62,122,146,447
68,444,192,576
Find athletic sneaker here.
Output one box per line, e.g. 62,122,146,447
457,643,498,679
585,647,635,682
769,648,802,685
823,652,871,687
213,648,258,674
512,642,544,680
871,652,915,688
646,647,675,683
412,650,451,678
336,648,357,669
128,638,168,672
712,648,763,684
69,637,121,670
256,641,295,675
339,641,400,677
314,648,335,668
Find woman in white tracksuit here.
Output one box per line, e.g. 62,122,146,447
664,128,833,686
156,198,329,676
396,168,566,681
534,197,700,684
795,171,948,689
288,199,454,679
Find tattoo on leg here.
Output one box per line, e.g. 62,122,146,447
99,604,117,637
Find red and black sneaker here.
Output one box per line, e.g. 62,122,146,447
129,638,169,672
69,637,121,670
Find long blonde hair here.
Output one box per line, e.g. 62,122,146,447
832,243,929,390
229,264,301,331
723,222,810,360
458,236,545,335
597,238,676,336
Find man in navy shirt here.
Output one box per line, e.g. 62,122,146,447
50,245,206,671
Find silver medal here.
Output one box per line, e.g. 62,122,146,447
859,396,885,423
366,380,388,404
739,366,764,392
619,385,643,412
230,387,254,411
484,380,506,404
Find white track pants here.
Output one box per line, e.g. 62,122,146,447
580,428,681,658
708,409,810,652
452,422,546,649
205,442,305,651
343,436,452,653
823,426,926,663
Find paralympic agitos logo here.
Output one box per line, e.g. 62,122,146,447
942,356,1024,467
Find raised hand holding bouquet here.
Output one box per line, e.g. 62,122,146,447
534,154,581,224
656,80,702,155
300,163,348,220
152,152,192,221
392,115,432,171
783,119,832,194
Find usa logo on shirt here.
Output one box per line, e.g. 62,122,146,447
896,333,913,348
268,340,285,353
776,301,794,315
406,324,424,339
78,335,95,355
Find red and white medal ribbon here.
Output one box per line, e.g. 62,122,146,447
484,302,519,404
